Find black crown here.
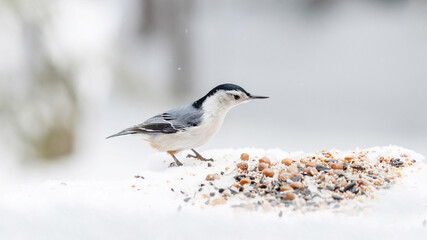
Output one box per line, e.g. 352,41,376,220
193,84,248,109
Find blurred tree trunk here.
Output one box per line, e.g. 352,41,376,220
140,0,194,98
0,0,79,162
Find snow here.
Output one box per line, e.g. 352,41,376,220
0,146,426,240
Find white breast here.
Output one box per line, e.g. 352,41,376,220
150,96,231,152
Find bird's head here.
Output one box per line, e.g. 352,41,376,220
193,84,269,110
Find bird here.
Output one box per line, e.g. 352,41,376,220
107,83,268,166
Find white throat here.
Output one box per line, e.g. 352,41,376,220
201,95,235,120
194,95,236,144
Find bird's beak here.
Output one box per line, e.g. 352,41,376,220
249,94,269,99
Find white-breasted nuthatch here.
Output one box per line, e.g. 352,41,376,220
107,83,268,166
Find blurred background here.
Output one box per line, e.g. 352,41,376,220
0,0,426,184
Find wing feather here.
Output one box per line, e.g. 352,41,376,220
107,104,203,138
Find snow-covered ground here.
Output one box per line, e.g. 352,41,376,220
1,1,427,239
0,146,426,240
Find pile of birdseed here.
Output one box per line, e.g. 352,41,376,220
179,146,423,214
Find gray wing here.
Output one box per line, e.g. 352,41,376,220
139,104,204,133
107,104,203,138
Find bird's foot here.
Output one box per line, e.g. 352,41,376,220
169,161,183,168
187,154,214,162
168,152,184,167
187,149,214,162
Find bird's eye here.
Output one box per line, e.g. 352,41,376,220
234,95,240,100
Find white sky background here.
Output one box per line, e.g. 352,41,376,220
0,0,426,183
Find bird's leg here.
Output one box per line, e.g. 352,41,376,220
187,149,214,162
168,152,183,167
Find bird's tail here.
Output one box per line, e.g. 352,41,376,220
106,128,142,139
